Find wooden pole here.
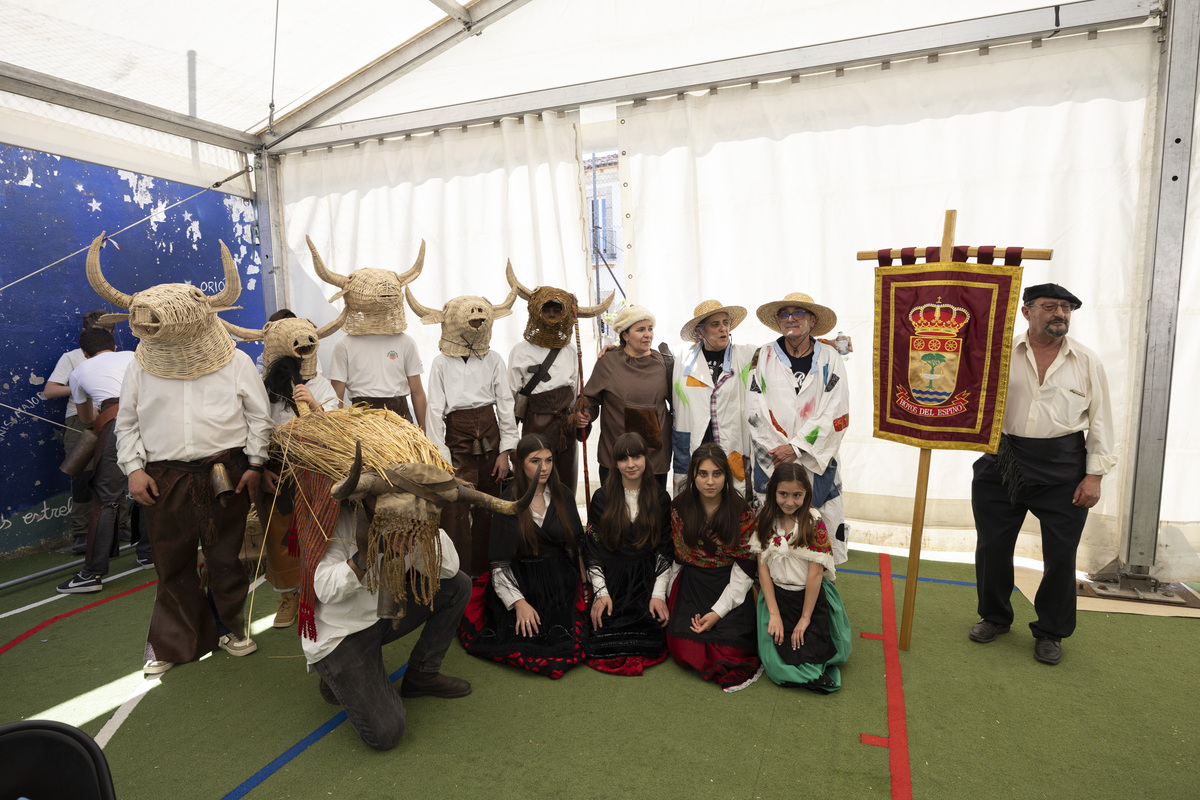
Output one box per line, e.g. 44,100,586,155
897,209,956,651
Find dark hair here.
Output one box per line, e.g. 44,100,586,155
79,327,115,357
676,443,743,548
511,434,575,555
268,308,298,322
597,433,661,551
81,309,112,330
755,463,816,549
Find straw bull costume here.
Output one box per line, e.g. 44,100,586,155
505,263,613,492
88,233,274,674
405,281,520,575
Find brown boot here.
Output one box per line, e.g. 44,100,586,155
273,591,299,628
399,669,472,699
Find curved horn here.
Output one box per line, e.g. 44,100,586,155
85,232,132,309
394,239,426,285
221,319,265,341
404,286,443,324
491,285,519,320
576,290,616,319
207,241,242,308
455,471,538,515
331,441,365,501
307,236,347,289
505,260,533,301
315,307,349,339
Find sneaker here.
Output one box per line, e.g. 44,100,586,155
56,571,102,594
136,555,154,569
144,660,174,677
968,619,1011,643
273,591,299,628
1034,637,1063,665
399,670,472,699
218,633,258,657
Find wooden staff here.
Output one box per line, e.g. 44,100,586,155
573,313,593,504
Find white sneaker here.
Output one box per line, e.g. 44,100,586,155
144,660,174,677
218,633,258,657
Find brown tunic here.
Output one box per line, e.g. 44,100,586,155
583,349,672,475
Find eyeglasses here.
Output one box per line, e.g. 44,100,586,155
778,309,810,320
1031,301,1076,313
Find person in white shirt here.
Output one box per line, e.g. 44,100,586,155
327,333,426,426
969,284,1116,666
43,309,114,553
56,328,142,593
304,502,471,751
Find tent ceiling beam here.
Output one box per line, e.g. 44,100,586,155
260,0,532,148
0,60,260,153
268,0,1157,153
428,0,474,29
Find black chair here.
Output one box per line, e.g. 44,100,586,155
0,719,117,800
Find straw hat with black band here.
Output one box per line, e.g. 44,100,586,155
755,292,838,338
680,299,748,344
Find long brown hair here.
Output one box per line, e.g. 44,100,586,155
754,463,816,549
597,433,662,551
512,434,576,554
676,443,743,548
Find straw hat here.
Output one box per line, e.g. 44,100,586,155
680,299,747,343
612,304,656,337
756,292,837,337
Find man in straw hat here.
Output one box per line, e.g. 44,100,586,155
671,299,757,495
969,283,1115,666
746,292,851,564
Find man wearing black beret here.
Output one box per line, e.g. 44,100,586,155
968,283,1115,665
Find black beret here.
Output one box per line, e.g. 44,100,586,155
1022,283,1081,309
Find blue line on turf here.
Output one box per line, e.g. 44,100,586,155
841,568,977,588
221,664,408,799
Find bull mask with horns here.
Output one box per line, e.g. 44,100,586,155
405,282,519,358
225,314,346,382
307,236,424,336
86,232,243,381
505,262,614,349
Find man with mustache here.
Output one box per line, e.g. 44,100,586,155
969,283,1116,665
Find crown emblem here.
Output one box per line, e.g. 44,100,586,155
909,297,970,337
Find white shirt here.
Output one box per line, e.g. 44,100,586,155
748,510,835,591
267,373,341,426
48,348,87,420
114,351,274,474
69,351,136,406
507,340,579,398
302,506,459,667
426,351,519,462
1004,333,1117,476
327,333,423,399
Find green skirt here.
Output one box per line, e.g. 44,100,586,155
756,578,852,691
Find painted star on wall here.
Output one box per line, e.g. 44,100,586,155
88,199,102,212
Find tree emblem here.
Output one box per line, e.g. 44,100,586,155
920,352,946,389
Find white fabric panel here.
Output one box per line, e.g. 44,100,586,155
618,29,1161,570
278,112,592,378
327,0,1050,125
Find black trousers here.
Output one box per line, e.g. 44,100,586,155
971,455,1088,641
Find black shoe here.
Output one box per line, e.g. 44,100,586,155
801,668,838,694
968,619,1011,643
70,536,87,555
1034,637,1062,665
400,670,472,699
57,571,102,594
136,555,154,569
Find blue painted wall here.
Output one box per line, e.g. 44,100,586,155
0,143,264,554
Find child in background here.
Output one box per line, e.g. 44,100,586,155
752,462,851,692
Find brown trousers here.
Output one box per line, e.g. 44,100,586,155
522,385,578,494
440,404,501,576
142,450,250,664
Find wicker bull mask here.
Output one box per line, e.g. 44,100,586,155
307,236,424,335
86,232,241,380
225,314,346,381
506,262,615,349
405,283,519,358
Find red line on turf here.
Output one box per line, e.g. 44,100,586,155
861,632,884,641
861,733,890,748
0,579,157,656
876,553,913,800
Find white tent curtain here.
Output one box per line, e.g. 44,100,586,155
278,111,592,381
616,28,1183,574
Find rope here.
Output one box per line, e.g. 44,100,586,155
0,400,72,430
0,166,252,295
267,0,281,135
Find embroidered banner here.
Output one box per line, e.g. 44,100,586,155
873,262,1023,452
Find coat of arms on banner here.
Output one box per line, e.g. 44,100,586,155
901,298,971,416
